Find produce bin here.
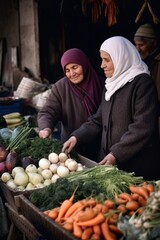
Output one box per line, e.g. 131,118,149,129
0,181,36,212
0,97,24,115
5,202,45,240
15,194,78,240
0,154,97,211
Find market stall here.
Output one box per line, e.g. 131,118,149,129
0,126,160,240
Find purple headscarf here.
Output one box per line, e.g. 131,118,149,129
61,48,104,119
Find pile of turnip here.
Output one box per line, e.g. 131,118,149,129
0,152,86,191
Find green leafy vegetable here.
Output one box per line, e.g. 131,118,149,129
29,165,144,211
16,137,78,165
29,178,102,211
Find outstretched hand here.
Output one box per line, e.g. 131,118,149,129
99,153,116,165
39,128,52,138
62,136,77,153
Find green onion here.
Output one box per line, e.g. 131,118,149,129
7,126,34,151
65,165,144,200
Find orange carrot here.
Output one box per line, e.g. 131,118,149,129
101,221,117,240
131,193,139,201
48,208,59,220
62,221,73,232
94,203,103,212
90,233,101,240
129,185,149,200
104,200,114,209
81,227,93,240
125,200,139,211
108,213,118,224
77,213,106,227
76,207,98,222
109,224,123,235
138,196,146,207
137,187,149,200
129,185,139,194
115,197,128,205
43,210,50,215
62,205,87,223
93,224,101,235
73,221,83,238
64,200,84,218
117,204,127,214
85,198,97,207
118,193,132,201
56,186,78,222
143,183,155,194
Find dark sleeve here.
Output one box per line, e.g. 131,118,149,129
37,83,62,131
72,102,103,145
110,76,159,162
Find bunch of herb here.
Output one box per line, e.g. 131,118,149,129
16,137,78,164
29,178,103,211
29,165,144,211
65,165,144,200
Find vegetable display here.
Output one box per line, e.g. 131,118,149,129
118,180,160,240
0,126,78,175
42,181,156,240
1,152,86,191
15,136,78,164
0,126,36,175
29,165,144,211
0,126,160,239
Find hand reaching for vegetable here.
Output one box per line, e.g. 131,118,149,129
62,136,77,153
39,128,52,139
99,153,116,165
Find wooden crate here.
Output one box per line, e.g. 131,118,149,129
15,194,78,240
14,155,98,240
5,203,46,240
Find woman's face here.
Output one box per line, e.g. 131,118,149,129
100,50,114,78
65,64,84,84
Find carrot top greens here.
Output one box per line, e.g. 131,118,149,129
29,165,144,211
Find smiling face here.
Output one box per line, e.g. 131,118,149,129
65,63,84,84
100,50,114,78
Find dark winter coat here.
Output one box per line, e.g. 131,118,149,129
72,74,160,180
37,77,103,159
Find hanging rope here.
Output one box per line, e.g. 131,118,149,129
135,0,160,24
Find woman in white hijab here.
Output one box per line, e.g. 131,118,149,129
63,36,160,180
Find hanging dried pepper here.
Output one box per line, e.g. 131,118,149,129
102,0,119,27
81,0,118,26
81,0,102,23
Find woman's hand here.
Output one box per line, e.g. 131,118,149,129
99,153,116,165
62,136,77,153
39,128,52,138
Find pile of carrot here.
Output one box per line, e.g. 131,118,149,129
44,182,155,240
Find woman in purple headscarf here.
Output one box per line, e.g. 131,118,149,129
37,48,104,160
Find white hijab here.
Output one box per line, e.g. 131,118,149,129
100,36,150,101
